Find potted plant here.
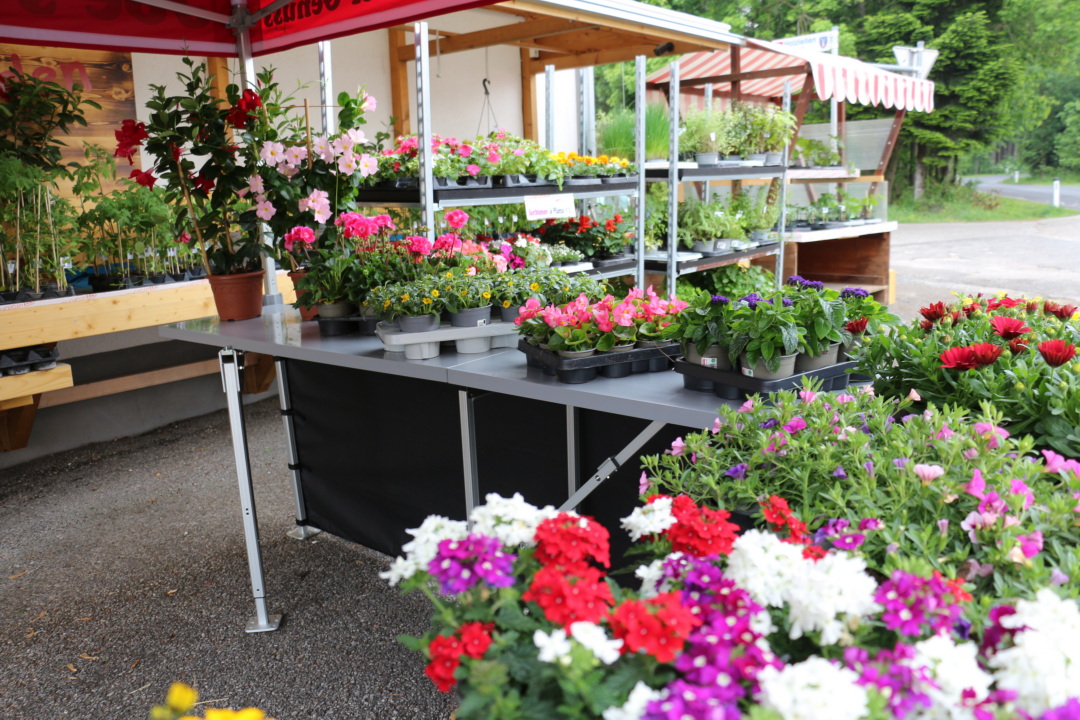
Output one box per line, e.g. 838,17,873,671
661,291,733,369
676,198,724,252
679,110,725,166
441,267,495,327
381,276,446,332
727,291,802,378
760,107,796,165
294,248,357,319
785,277,849,370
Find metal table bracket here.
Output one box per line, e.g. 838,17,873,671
559,419,666,512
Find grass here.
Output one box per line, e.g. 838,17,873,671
596,103,670,160
1004,170,1080,185
891,192,1078,223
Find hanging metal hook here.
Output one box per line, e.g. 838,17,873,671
482,78,491,96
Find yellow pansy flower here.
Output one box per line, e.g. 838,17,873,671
166,683,198,713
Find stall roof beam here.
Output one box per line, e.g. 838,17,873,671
394,17,597,61
524,41,711,72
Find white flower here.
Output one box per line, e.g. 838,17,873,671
621,497,676,541
635,558,666,599
913,635,992,720
379,515,468,585
569,622,623,665
786,552,878,645
726,530,805,608
469,493,559,547
989,589,1080,714
602,682,663,720
758,658,868,720
534,628,572,665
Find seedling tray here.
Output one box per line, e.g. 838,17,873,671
674,359,856,399
376,320,519,359
518,339,681,384
1,346,60,376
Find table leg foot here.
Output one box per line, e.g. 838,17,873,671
286,525,322,540
246,614,283,633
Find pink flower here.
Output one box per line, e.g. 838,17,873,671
960,511,995,543
737,399,754,413
859,518,883,531
835,394,856,404
360,92,377,112
445,209,470,230
513,148,525,156
1051,569,1070,585
458,145,473,158
963,448,979,461
260,141,285,165
466,163,480,176
938,519,949,537
247,174,265,194
1009,478,1034,510
255,199,276,220
407,235,433,256
492,255,507,273
712,417,722,434
907,388,922,401
667,437,685,457
965,469,986,499
283,226,316,252
487,151,501,165
935,424,955,440
1016,530,1043,559
358,153,378,177
781,417,807,434
913,464,945,485
638,472,649,494
973,422,1009,449
798,389,817,403
337,149,358,176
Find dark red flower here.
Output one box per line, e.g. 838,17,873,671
128,168,156,188
970,343,1003,367
990,316,1031,340
1026,300,1040,313
986,296,1023,310
948,310,963,325
802,545,827,561
962,303,979,317
192,173,215,195
939,346,979,371
920,302,948,322
1038,338,1078,367
1044,301,1078,320
1008,337,1029,354
845,316,868,335
114,118,148,165
919,320,935,332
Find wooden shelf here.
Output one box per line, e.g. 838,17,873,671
783,221,897,244
0,364,73,404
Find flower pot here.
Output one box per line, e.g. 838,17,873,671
287,270,319,321
399,313,440,333
636,339,674,349
764,151,783,166
795,342,841,372
449,305,492,328
557,348,596,359
685,343,731,371
455,337,493,353
746,152,768,164
839,335,863,361
499,305,519,323
690,239,716,253
207,270,265,322
317,300,357,318
739,352,797,380
694,152,719,167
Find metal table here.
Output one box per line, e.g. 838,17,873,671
161,308,735,632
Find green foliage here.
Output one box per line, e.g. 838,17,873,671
684,263,775,300
596,102,670,160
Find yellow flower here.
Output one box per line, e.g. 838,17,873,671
482,291,491,299
166,683,198,713
530,282,540,291
423,297,432,305
446,272,453,278
401,293,410,302
503,300,511,308
431,289,440,297
383,300,391,309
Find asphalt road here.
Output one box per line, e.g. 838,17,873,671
3,213,1080,719
969,174,1080,210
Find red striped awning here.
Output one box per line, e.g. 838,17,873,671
647,37,934,112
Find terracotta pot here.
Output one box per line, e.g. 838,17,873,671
207,270,265,322
286,270,319,321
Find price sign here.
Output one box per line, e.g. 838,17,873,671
524,193,576,221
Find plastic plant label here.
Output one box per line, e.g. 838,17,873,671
701,357,718,368
742,365,754,377
525,193,576,221
476,318,488,327
7,261,14,274
127,253,134,260
512,215,518,223
710,132,716,142
167,248,178,257
62,258,73,269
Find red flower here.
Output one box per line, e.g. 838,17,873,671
939,346,978,371
192,173,215,195
522,565,613,626
919,320,934,332
961,303,979,317
533,513,610,570
802,545,827,561
1026,300,1040,313
919,301,947,322
1038,338,1077,367
665,495,740,556
986,296,1023,310
128,168,156,188
424,634,462,692
609,593,701,663
114,118,148,164
1008,337,1029,354
990,316,1031,340
760,495,809,544
1044,301,1078,320
845,316,868,335
457,621,494,659
970,343,1003,367
225,88,263,129
604,219,617,232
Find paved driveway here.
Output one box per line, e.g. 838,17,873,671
969,174,1080,210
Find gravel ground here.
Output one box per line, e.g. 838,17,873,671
0,400,456,720
2,215,1078,719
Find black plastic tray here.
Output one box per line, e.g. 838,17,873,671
353,179,639,205
0,346,60,376
519,339,681,384
317,315,380,337
674,358,855,399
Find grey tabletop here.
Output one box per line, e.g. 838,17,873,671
161,307,736,429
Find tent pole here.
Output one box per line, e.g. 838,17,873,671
666,59,679,295
777,81,791,291
545,65,556,150
635,55,646,289
319,41,335,135
415,22,436,241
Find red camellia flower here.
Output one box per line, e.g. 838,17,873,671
990,315,1032,340
609,593,701,663
845,316,868,335
533,512,610,570
1038,338,1078,367
919,301,947,322
192,173,215,195
522,565,613,626
802,545,827,561
939,345,979,371
128,168,156,188
225,88,263,129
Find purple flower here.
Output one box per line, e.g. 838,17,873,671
759,418,780,430
864,461,875,478
875,570,966,637
710,294,730,305
859,518,883,531
725,463,749,480
1043,698,1080,720
900,413,920,423
781,297,794,307
1051,568,1071,586
428,533,516,595
834,533,866,550
740,293,763,309
786,275,806,285
833,466,848,479
841,287,869,299
893,457,910,470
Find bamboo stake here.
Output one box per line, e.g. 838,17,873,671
304,99,314,171
177,164,213,277
34,186,42,293
44,187,65,292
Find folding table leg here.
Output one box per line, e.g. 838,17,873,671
275,358,320,541
559,420,666,513
220,348,282,633
458,389,481,523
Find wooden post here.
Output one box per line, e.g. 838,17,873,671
730,47,741,102
0,396,40,452
206,56,230,104
389,28,412,137
521,48,538,141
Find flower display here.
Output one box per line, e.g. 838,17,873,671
853,292,1080,454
